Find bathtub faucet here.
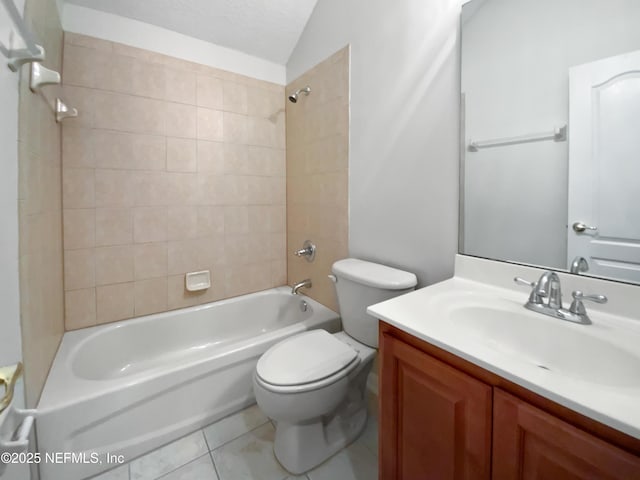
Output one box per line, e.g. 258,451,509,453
292,279,312,295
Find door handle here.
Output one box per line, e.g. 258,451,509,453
572,222,597,233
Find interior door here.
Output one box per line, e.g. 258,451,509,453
568,50,640,283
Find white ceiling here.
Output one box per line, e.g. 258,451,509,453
64,0,318,64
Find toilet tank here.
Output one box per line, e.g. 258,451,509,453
331,258,417,348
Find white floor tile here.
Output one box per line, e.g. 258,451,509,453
118,397,377,480
211,423,289,480
130,431,209,480
357,413,378,458
306,441,377,480
91,464,129,480
158,454,219,480
203,404,269,451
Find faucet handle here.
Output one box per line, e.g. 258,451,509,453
514,277,535,288
571,290,607,303
569,290,608,315
514,277,543,305
571,291,607,303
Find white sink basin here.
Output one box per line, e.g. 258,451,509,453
448,304,640,387
366,258,640,440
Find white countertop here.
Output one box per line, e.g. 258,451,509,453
367,255,640,441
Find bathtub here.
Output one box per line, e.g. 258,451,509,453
36,287,340,480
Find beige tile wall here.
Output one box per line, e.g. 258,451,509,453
61,34,287,330
18,0,65,406
287,47,350,312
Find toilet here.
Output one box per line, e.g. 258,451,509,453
253,258,417,474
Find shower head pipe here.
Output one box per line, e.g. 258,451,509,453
288,85,311,103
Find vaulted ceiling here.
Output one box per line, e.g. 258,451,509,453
64,0,318,64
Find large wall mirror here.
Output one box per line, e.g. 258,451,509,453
460,0,640,285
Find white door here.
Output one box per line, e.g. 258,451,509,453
568,50,640,283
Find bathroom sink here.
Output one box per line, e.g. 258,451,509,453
447,304,640,387
367,258,640,441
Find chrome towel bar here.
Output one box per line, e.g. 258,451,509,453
468,124,567,152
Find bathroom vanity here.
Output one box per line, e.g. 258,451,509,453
378,323,640,479
369,256,640,480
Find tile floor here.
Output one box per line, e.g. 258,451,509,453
91,399,378,480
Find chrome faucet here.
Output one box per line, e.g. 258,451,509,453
570,256,589,274
535,271,563,309
514,271,607,325
291,279,312,295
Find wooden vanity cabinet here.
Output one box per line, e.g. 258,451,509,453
493,389,640,479
379,332,492,479
379,322,640,480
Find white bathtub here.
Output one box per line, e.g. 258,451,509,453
36,287,340,480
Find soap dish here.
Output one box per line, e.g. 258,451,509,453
185,270,211,292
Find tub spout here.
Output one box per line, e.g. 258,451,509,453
292,279,312,295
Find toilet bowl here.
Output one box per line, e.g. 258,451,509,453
254,330,376,473
253,258,417,474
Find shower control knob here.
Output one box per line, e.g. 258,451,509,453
294,240,316,262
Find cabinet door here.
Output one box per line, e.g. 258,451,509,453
493,389,640,479
380,333,492,480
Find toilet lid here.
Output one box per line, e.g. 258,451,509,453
256,330,358,386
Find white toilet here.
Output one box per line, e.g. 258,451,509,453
253,258,417,474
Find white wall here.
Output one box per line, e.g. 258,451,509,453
0,1,24,372
0,3,30,477
287,0,461,286
62,4,286,85
462,0,640,269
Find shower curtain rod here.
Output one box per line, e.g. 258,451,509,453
0,0,44,70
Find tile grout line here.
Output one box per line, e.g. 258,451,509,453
208,450,221,480
202,425,213,452
207,420,297,480
99,408,333,480
93,367,342,478
150,451,213,480
122,429,207,480
205,418,272,454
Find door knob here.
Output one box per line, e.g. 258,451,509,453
572,222,597,233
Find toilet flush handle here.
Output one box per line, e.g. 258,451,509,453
328,274,337,283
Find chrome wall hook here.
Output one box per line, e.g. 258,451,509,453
55,98,78,123
30,62,60,92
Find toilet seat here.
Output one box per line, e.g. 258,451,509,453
256,330,361,394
